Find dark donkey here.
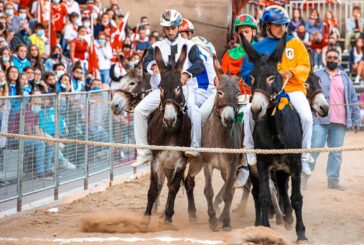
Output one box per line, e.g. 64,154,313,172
141,45,192,228
240,33,308,241
202,74,243,231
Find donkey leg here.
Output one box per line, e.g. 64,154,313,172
276,171,294,229
258,165,271,227
233,180,251,215
164,165,185,224
203,164,219,231
250,173,261,226
184,174,197,220
142,161,159,228
213,183,226,213
291,169,308,241
220,169,236,231
152,170,165,214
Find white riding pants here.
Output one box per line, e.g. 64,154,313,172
134,87,201,156
244,91,313,164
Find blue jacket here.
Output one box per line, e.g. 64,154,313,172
12,55,31,72
314,68,361,128
38,107,65,136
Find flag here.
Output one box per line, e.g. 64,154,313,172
88,41,99,77
38,0,45,24
111,12,129,52
131,23,139,54
49,5,57,49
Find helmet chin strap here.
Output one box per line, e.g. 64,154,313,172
267,26,280,40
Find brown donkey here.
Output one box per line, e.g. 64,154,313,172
141,45,192,228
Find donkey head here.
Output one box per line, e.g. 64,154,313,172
305,48,329,117
155,45,187,130
111,51,151,115
214,75,240,128
240,33,286,120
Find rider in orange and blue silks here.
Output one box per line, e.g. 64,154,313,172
241,5,313,177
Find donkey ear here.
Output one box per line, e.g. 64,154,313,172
154,46,167,72
239,33,260,63
306,47,314,69
213,55,223,81
269,33,287,64
175,44,187,72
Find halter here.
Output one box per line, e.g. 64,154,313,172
307,88,323,107
115,88,152,113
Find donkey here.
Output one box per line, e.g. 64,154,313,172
240,33,308,241
111,53,152,115
141,45,192,228
202,74,243,231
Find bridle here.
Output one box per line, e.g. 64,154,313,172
252,76,289,108
114,88,152,113
213,90,239,119
307,87,323,108
159,85,187,114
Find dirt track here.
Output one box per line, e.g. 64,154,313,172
0,132,363,244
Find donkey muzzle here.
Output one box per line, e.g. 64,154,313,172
251,92,269,119
221,107,235,128
111,95,127,115
163,103,178,129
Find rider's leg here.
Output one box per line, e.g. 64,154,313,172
287,91,313,176
199,90,216,126
133,89,161,167
243,103,257,166
184,86,202,158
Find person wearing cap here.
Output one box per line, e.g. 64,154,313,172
132,9,204,168
179,18,216,107
241,5,312,176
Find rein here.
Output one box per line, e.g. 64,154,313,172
115,88,152,113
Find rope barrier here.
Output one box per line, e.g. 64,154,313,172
0,132,363,155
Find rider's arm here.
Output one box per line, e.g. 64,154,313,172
240,56,254,86
185,44,204,77
283,39,310,85
142,47,156,74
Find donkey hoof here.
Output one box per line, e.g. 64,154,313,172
297,234,308,243
209,223,219,232
283,215,294,230
160,221,178,231
222,226,231,232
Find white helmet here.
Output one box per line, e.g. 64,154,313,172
160,9,182,27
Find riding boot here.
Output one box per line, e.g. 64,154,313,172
234,166,249,188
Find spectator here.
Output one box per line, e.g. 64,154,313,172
293,24,310,47
10,22,31,50
111,4,121,16
8,90,55,178
95,33,112,84
31,0,50,24
44,46,65,72
94,13,116,38
59,74,72,92
70,65,85,92
349,37,364,84
6,66,22,96
33,67,48,93
3,29,15,49
0,69,10,149
51,0,68,38
0,48,12,71
64,0,82,26
4,3,22,33
109,51,127,89
309,49,361,191
13,44,31,72
149,36,157,46
29,23,46,56
19,72,32,95
28,44,44,69
310,31,326,69
64,12,80,55
322,35,342,66
18,7,29,24
24,66,34,84
69,26,89,68
288,8,305,36
121,38,132,58
84,72,94,91
53,63,66,81
322,10,339,41
305,9,323,38
135,27,150,52
345,6,364,52
44,72,58,93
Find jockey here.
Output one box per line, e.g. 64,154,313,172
179,18,217,107
221,14,258,104
132,9,204,167
241,5,313,176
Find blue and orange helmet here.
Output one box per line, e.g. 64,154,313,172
261,5,290,25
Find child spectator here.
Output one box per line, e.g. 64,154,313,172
350,37,364,84
305,9,323,38
345,6,364,52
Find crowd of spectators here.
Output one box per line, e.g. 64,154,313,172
0,0,160,178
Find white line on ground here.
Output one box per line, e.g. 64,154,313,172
0,236,224,244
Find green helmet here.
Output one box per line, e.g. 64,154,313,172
234,14,258,31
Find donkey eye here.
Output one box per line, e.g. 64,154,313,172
129,82,136,86
305,83,310,88
218,90,224,97
175,87,181,94
266,75,275,85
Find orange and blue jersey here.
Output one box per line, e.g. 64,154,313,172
241,36,310,95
